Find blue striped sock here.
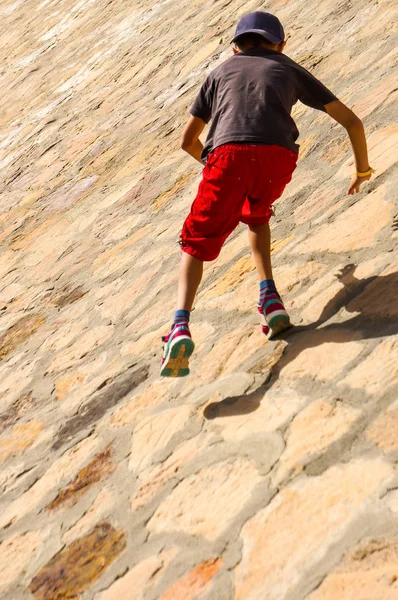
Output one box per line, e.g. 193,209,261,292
259,279,278,305
173,309,190,328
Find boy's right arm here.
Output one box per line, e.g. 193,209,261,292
325,100,372,195
180,116,207,165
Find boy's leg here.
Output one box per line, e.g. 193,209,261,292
160,252,203,378
248,222,273,281
176,252,203,311
248,222,291,339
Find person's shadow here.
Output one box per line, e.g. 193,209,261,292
204,262,398,420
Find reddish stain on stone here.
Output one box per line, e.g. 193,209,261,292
0,314,45,360
159,558,222,600
29,522,126,599
47,444,115,511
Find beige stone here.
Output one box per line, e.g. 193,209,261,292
0,436,100,529
160,558,222,600
110,380,169,428
280,331,364,382
129,406,193,473
307,537,398,600
0,421,43,465
366,408,398,453
41,317,89,352
204,386,308,441
180,38,221,76
148,458,261,540
295,185,393,254
193,327,265,383
275,399,361,483
47,325,114,373
235,459,394,600
273,260,327,298
0,528,51,593
347,260,398,319
341,337,398,396
62,491,116,545
131,432,214,510
94,549,177,600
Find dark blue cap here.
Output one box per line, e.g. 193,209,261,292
232,11,285,45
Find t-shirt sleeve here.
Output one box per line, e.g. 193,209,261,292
295,65,337,112
190,76,214,124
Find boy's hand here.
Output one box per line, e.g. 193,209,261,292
347,172,372,195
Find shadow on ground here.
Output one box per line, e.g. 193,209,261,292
204,264,398,420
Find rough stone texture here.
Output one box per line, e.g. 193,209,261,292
0,0,397,598
235,459,394,600
160,558,222,600
148,459,262,541
47,444,115,511
29,523,126,599
307,537,398,600
274,399,361,483
94,550,177,600
0,529,51,594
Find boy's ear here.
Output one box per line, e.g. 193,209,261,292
232,44,240,54
279,40,287,53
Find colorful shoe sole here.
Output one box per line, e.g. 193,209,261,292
267,313,292,339
160,337,195,377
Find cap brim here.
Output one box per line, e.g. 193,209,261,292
231,29,282,45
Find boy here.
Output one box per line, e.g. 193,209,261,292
160,11,372,378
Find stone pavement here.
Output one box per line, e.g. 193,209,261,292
0,0,397,598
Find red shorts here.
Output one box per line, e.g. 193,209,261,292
180,144,297,261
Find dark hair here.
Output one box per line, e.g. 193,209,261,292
235,33,269,50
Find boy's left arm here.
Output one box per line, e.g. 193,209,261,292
180,116,206,165
325,100,372,195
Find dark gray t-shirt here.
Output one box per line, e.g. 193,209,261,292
190,47,337,161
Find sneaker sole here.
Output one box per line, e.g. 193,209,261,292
160,337,195,377
267,314,292,340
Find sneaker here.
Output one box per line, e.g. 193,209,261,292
258,291,291,340
160,323,195,377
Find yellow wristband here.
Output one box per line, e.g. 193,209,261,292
356,167,375,177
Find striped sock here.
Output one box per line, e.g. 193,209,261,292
258,279,279,306
172,309,190,328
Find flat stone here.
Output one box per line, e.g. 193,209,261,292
0,436,100,529
29,523,126,600
365,407,398,453
0,314,45,360
0,528,51,594
52,364,149,450
94,549,177,600
109,380,169,428
274,399,361,483
0,391,36,434
204,386,308,441
235,459,394,600
131,432,214,510
0,420,43,465
160,558,222,600
47,325,114,373
307,537,398,600
62,490,116,545
294,185,393,254
148,458,262,541
279,330,364,382
129,405,193,473
346,260,398,319
47,444,115,511
341,337,398,396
